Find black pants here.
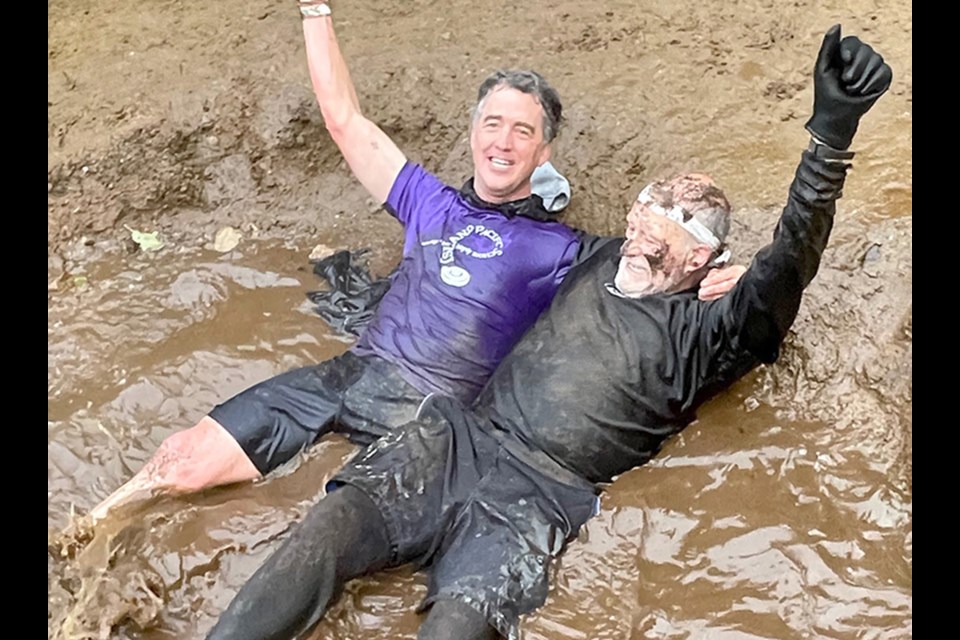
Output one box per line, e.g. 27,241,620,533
205,485,496,640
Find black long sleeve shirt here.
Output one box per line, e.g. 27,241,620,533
473,149,850,485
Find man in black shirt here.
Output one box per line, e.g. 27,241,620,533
207,25,892,640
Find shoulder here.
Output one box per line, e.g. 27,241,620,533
387,162,462,214
571,233,620,265
392,163,456,194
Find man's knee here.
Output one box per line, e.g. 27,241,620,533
418,599,499,640
145,431,206,493
299,484,392,576
146,418,259,493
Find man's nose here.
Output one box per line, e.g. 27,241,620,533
620,237,642,257
495,127,513,149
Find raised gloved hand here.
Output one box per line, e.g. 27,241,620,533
804,24,893,150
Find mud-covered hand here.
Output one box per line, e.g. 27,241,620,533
804,24,892,150
698,263,747,301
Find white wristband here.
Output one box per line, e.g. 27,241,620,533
300,3,331,18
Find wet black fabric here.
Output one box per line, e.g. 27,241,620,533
205,485,391,640
473,149,848,485
330,395,598,640
418,599,499,640
307,249,393,338
571,228,616,266
458,178,555,221
209,351,424,474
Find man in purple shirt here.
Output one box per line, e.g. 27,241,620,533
86,1,742,522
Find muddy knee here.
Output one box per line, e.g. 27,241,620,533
143,419,258,494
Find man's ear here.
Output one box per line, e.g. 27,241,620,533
537,143,552,167
686,244,714,272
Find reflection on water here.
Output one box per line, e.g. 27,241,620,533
49,242,346,528
524,397,910,640
48,233,910,639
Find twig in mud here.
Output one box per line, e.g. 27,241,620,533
96,420,120,446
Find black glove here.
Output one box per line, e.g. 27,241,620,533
804,24,893,150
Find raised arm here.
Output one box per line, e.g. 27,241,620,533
721,25,892,362
301,3,406,203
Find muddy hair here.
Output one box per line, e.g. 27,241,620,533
473,69,563,142
648,175,732,248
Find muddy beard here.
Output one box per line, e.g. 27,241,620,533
615,237,685,296
614,247,691,297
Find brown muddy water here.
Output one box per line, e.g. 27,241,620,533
48,0,911,637
47,216,911,640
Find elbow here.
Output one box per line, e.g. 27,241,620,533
735,284,796,363
743,314,784,364
320,105,353,139
324,118,347,143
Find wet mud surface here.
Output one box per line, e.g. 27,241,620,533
48,1,911,638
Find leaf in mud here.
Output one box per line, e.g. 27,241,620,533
213,225,243,252
125,226,164,252
309,243,337,261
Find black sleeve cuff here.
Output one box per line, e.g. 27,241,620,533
807,136,856,162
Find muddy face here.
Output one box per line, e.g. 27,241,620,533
615,205,698,296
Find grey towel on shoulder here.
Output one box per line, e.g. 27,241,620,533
531,161,572,213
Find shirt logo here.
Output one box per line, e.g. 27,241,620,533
421,224,504,287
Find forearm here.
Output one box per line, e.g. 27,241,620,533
767,143,851,286
302,13,361,133
727,143,851,360
299,6,405,203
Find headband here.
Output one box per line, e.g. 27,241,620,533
636,185,730,266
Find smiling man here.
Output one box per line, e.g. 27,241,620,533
85,0,743,523
614,173,732,297
470,79,555,201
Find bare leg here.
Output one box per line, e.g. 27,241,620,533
88,416,261,522
418,599,500,640
206,484,391,640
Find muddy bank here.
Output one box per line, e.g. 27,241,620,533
48,1,912,254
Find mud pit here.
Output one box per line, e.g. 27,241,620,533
48,1,911,638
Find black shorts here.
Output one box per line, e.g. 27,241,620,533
331,395,599,640
209,351,424,474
